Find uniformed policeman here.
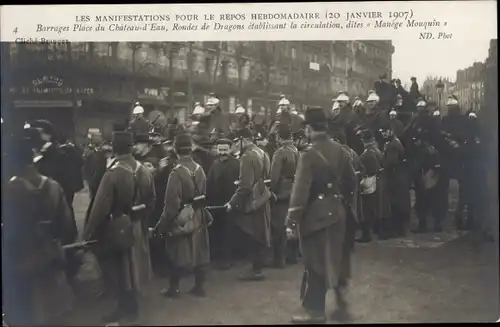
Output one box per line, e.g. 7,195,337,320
269,124,300,268
287,107,357,324
82,127,155,325
225,127,272,281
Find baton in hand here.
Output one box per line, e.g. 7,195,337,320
62,240,97,250
205,205,226,211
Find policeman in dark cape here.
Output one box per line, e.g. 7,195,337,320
287,107,356,324
192,115,217,176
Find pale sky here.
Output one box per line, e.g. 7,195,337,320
391,38,492,87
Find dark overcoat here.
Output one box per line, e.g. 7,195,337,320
229,144,272,247
288,134,356,289
156,158,211,269
269,141,299,229
82,154,155,294
3,175,76,326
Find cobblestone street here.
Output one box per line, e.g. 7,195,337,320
66,181,499,325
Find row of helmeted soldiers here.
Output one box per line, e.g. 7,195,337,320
0,84,488,325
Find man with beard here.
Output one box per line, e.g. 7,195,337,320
130,103,152,136
406,99,449,233
269,124,300,268
82,127,155,325
380,125,411,238
287,107,356,324
30,119,84,210
225,127,272,281
206,138,240,270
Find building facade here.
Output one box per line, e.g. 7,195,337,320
454,62,486,113
3,41,394,144
421,77,455,115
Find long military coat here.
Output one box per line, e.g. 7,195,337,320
3,174,76,326
82,154,155,294
270,141,299,229
156,157,211,269
288,134,356,289
229,144,272,247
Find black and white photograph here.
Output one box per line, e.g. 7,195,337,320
1,36,498,326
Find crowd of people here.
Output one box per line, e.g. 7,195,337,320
1,74,493,325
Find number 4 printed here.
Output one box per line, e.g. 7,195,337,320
13,27,18,34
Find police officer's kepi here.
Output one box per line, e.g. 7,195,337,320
174,133,193,152
216,138,233,146
303,107,327,127
232,127,253,142
277,123,292,140
359,129,375,143
134,133,151,144
112,130,134,148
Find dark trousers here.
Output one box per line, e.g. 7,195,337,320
361,193,378,238
114,253,138,316
390,205,410,235
244,233,266,273
210,211,234,262
456,169,484,229
300,269,326,314
169,265,206,289
415,174,450,230
271,225,286,264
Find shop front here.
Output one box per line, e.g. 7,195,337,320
7,73,95,143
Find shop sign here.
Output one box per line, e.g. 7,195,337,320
10,75,94,96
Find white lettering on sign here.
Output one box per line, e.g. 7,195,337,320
32,75,64,87
144,88,159,97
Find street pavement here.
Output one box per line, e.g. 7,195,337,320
65,181,499,325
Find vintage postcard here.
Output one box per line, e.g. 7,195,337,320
1,2,498,326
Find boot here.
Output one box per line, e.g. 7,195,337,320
331,287,352,323
412,217,428,234
238,269,265,281
356,227,372,243
291,310,326,324
189,269,207,297
102,309,123,323
161,277,180,298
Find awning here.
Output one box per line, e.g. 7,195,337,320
13,100,78,108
